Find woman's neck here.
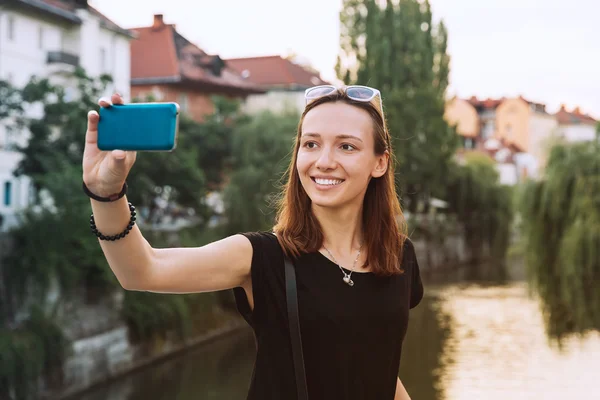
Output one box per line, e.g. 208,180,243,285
312,203,364,255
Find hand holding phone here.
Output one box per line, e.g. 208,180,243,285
82,95,134,198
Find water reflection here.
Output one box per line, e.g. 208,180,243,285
77,329,256,400
400,293,452,400
435,283,600,400
79,282,600,400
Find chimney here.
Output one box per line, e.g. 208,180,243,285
559,104,566,111
573,106,581,115
153,14,165,28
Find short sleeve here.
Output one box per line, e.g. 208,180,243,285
405,238,424,309
232,231,282,327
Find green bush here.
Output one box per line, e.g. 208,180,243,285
0,306,69,400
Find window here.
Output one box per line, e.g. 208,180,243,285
4,181,12,206
7,16,15,41
38,26,44,49
483,121,495,140
100,47,106,72
179,93,188,112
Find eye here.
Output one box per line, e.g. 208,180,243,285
303,141,318,149
341,143,356,151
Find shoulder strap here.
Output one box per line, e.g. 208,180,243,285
284,255,309,400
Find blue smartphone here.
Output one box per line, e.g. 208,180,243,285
97,102,180,151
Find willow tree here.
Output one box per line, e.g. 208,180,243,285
520,140,600,340
446,153,514,275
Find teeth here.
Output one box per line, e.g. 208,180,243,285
315,178,343,186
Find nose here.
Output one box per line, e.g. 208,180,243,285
315,147,337,170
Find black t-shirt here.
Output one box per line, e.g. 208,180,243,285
233,231,424,400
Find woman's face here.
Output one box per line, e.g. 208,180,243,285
296,101,388,210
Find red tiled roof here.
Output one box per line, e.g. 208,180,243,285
225,55,329,88
467,96,504,109
130,15,264,94
518,95,549,114
555,105,597,126
130,24,179,79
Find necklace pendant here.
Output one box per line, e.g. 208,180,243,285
343,276,354,287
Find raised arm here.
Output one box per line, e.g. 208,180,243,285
83,94,252,295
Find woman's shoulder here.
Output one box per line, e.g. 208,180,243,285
401,236,419,269
241,231,283,260
242,230,278,243
402,236,416,256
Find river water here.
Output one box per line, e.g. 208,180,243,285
79,280,600,400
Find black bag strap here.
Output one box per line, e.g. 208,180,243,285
284,254,309,400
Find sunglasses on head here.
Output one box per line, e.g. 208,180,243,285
304,85,383,110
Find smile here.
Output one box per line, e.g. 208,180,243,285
311,177,345,186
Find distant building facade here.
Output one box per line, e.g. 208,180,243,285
0,0,133,231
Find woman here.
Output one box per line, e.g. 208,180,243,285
83,85,423,400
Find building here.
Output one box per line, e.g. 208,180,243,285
444,96,543,185
495,96,557,160
444,96,506,151
225,55,329,114
129,14,265,122
0,0,134,231
466,97,504,149
554,105,597,143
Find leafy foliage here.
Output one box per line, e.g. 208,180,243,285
337,0,460,211
127,96,241,221
520,141,600,340
0,70,241,397
222,110,299,235
446,153,514,268
0,305,69,400
121,291,193,342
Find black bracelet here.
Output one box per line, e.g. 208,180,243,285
83,181,127,202
90,202,137,241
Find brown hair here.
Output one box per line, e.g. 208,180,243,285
273,88,407,276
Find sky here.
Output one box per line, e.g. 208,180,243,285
90,0,600,118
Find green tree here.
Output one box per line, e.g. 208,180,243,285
222,110,299,235
127,96,241,223
1,69,238,398
520,141,600,341
337,0,459,211
445,153,513,273
0,80,24,120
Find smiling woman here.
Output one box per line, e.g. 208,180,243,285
297,103,387,214
83,85,422,400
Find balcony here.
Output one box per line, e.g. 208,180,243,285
46,51,80,67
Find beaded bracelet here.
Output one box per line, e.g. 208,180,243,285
90,202,137,241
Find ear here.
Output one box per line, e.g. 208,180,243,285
371,150,389,178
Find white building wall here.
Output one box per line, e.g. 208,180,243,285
496,163,518,186
0,5,131,231
528,113,558,173
559,124,597,143
242,91,305,115
0,11,64,86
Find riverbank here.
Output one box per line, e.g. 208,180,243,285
54,313,247,400
26,230,495,399
73,280,600,400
